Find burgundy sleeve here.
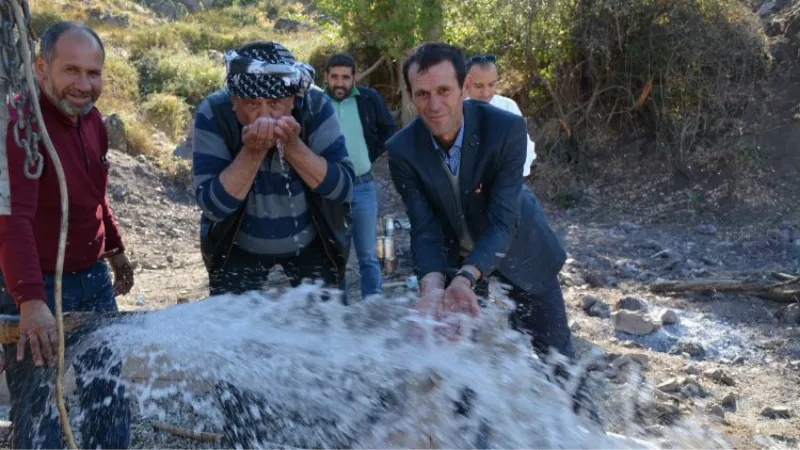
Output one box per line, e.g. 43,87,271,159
101,196,125,254
98,119,125,254
0,120,46,307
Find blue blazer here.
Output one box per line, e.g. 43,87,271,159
387,100,566,294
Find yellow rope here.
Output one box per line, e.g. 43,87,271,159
9,1,77,447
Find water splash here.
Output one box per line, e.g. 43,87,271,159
65,284,730,449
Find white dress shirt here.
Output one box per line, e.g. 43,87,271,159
468,94,536,177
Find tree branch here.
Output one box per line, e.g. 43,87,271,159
356,55,387,82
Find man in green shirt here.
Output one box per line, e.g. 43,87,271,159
324,54,396,299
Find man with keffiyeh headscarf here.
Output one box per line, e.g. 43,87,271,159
192,41,354,298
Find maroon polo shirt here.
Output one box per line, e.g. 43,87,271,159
0,92,125,308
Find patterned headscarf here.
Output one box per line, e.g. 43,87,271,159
224,42,315,99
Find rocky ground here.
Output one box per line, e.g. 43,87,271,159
19,149,790,449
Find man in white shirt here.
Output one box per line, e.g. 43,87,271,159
465,54,536,176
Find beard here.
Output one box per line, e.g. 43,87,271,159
43,77,97,118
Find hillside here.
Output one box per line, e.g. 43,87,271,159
1,0,799,448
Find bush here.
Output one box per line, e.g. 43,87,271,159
136,50,225,107
444,0,768,161
124,118,158,157
29,9,65,36
96,48,140,116
141,93,191,141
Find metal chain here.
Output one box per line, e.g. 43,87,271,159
1,0,43,179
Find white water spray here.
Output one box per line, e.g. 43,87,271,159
64,284,730,449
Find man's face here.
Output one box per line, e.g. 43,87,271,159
231,96,295,126
407,60,464,144
325,66,354,101
35,30,104,119
465,63,499,103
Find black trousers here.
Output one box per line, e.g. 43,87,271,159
207,238,343,297
474,273,575,359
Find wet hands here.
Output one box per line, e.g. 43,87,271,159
409,274,480,344
242,117,277,152
273,116,302,150
18,300,58,368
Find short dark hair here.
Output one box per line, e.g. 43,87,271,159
39,21,105,63
402,42,466,94
466,54,498,73
325,53,356,75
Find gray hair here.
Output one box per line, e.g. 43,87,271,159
39,21,105,63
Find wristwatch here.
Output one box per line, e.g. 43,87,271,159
453,269,478,289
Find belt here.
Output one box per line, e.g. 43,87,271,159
353,172,373,185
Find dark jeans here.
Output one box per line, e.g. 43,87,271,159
208,237,344,297
476,274,574,359
0,261,131,449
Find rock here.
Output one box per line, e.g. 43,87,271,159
661,309,680,325
273,18,313,32
721,392,737,407
609,354,633,372
104,114,127,152
767,229,783,241
781,303,800,325
680,377,705,398
685,364,701,375
703,368,736,386
658,378,681,393
629,353,650,369
654,401,680,417
779,228,792,243
582,295,601,310
789,360,800,370
695,224,717,235
173,126,194,160
584,272,607,288
765,19,784,37
731,355,746,365
616,296,648,312
700,256,719,266
671,341,706,359
614,259,640,277
88,8,131,26
140,0,181,19
619,221,638,233
642,239,664,251
612,310,659,335
588,301,611,319
761,405,792,419
707,403,726,419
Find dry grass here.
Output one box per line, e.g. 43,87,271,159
26,0,325,180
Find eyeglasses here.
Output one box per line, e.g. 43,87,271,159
469,54,497,64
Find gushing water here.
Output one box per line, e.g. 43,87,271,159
64,284,730,449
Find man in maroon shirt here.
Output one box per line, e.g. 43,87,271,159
0,21,133,449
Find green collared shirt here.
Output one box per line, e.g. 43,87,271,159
328,87,371,177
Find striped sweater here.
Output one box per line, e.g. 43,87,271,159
192,87,354,257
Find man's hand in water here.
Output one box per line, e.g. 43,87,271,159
18,300,58,367
410,272,480,343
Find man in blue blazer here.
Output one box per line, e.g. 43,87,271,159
388,42,574,359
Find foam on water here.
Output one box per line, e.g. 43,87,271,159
67,284,730,449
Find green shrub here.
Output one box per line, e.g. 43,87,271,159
136,50,224,107
141,93,191,141
96,48,140,116
29,9,66,36
442,0,768,161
